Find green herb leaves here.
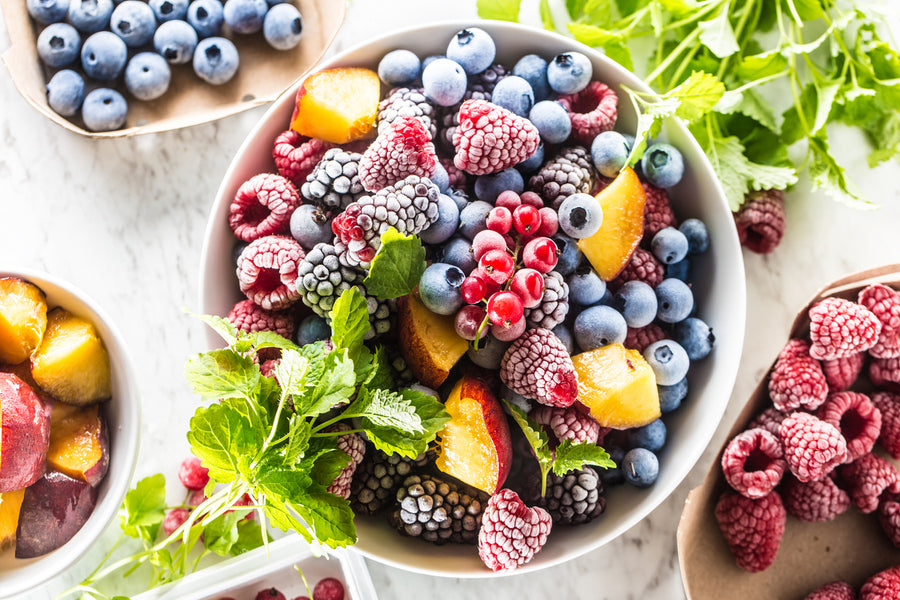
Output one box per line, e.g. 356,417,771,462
363,227,426,300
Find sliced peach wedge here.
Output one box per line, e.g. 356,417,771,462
0,487,26,551
397,294,468,389
47,402,109,487
290,67,381,144
0,277,48,365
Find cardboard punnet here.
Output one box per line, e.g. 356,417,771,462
678,264,900,600
1,0,344,138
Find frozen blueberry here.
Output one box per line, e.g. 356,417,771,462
651,226,689,265
567,267,606,306
149,0,186,21
628,419,667,453
80,31,127,81
45,69,84,116
430,161,449,192
552,323,575,355
601,446,626,486
419,193,460,246
558,192,603,238
679,218,710,255
468,335,510,370
81,87,127,131
516,142,544,174
643,339,690,386
490,75,534,117
289,204,332,250
421,53,443,70
513,53,550,102
552,233,581,277
529,100,571,144
421,57,467,107
67,0,113,33
458,200,493,240
547,51,592,94
641,142,684,188
474,168,524,203
153,19,198,64
263,3,302,50
655,278,693,323
418,263,465,315
125,52,170,100
441,236,477,273
613,280,658,328
223,0,266,34
110,1,157,47
658,377,688,413
591,130,629,178
622,448,659,488
377,49,420,86
193,36,239,84
445,188,469,213
574,305,626,351
296,314,330,346
27,0,69,24
36,23,80,68
187,0,224,37
672,317,715,361
666,259,691,282
445,27,495,75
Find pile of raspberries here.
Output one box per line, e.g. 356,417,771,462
715,283,900,574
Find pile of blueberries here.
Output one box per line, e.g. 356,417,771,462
28,0,305,131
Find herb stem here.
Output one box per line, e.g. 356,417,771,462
645,28,701,87
312,428,366,437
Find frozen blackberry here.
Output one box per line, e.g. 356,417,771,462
350,448,428,515
528,146,596,209
300,148,365,211
525,271,570,330
388,349,416,387
377,87,437,140
436,63,509,150
540,467,606,525
390,474,489,544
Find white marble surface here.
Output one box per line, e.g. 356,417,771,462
2,0,900,598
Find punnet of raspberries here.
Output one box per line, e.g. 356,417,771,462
222,26,722,572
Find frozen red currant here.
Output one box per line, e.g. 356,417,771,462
455,304,488,340
163,508,190,537
472,229,508,261
255,588,286,600
479,249,515,284
510,268,545,308
513,204,542,235
488,291,525,327
520,191,543,208
492,314,527,341
461,274,488,304
536,207,559,236
523,237,558,273
312,577,345,600
495,190,522,210
178,456,210,490
486,206,513,234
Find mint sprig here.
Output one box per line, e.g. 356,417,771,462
362,227,427,300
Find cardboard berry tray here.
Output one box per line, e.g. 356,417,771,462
677,265,900,599
0,0,343,138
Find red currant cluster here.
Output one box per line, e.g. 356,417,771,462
454,191,561,344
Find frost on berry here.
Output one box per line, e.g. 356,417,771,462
500,328,578,408
768,339,828,413
557,81,618,144
377,87,437,140
359,116,437,192
871,391,900,459
841,452,900,514
528,146,595,209
782,474,850,522
611,247,664,289
748,407,787,437
624,323,667,353
641,182,677,243
870,356,900,392
721,428,786,499
453,99,540,175
272,130,332,186
229,173,301,243
878,493,900,549
858,283,900,359
817,391,882,463
312,577,345,600
163,508,191,537
236,235,304,311
821,352,866,392
779,412,847,482
325,423,366,499
860,564,900,600
714,490,786,573
530,403,600,444
227,299,296,340
803,581,856,600
477,488,552,572
733,189,786,254
178,456,210,490
808,297,882,361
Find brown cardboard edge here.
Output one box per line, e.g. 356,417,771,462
0,0,345,138
677,264,900,600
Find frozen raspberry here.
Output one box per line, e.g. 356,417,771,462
477,488,552,572
641,182,677,243
254,589,286,600
236,235,304,311
782,474,850,522
859,283,900,359
733,188,786,254
453,99,540,175
768,339,828,413
556,81,618,144
779,412,847,482
258,356,280,378
325,423,366,499
860,565,900,600
804,581,857,600
871,392,900,458
809,297,882,361
841,452,900,513
272,130,332,186
178,456,209,490
748,407,787,437
358,117,437,192
229,173,301,243
530,404,600,444
312,577,345,600
623,323,667,353
870,356,900,392
439,156,467,189
879,493,900,548
714,490,786,573
500,328,579,408
610,247,664,288
162,508,191,537
227,299,296,340
721,428,787,499
187,488,207,507
822,352,866,392
817,392,882,462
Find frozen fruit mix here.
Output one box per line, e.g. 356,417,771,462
219,26,718,572
0,276,114,558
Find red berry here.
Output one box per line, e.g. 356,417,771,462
841,452,900,513
495,190,522,210
479,249,515,284
163,508,190,537
715,490,786,573
733,189,786,254
453,100,540,175
187,488,207,507
228,173,301,243
557,81,618,145
809,296,882,360
500,329,579,408
461,275,488,304
779,412,847,482
477,488,552,571
804,581,856,600
472,229,508,260
861,565,900,600
536,207,559,236
455,305,487,340
520,191,543,208
510,268,544,308
522,237,558,273
492,316,526,341
486,206,513,234
255,588,286,600
312,577,345,600
721,428,786,499
512,204,542,235
359,116,437,192
487,291,524,328
178,457,210,490
817,391,882,463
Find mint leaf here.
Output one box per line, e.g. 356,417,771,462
187,399,267,483
273,349,309,397
669,71,725,122
232,518,267,555
349,387,424,433
503,400,554,495
658,0,699,18
282,416,312,466
364,347,394,391
361,389,450,458
808,135,874,209
290,489,356,547
362,227,426,300
736,50,788,79
698,10,739,58
552,441,617,475
476,0,521,21
203,510,243,556
295,349,356,416
309,448,351,488
185,349,261,402
197,314,239,346
248,330,300,352
539,0,555,30
330,287,368,351
119,473,166,542
716,88,778,132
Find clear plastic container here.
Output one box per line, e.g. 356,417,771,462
133,535,377,600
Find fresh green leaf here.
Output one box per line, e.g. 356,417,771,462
289,490,356,547
736,50,789,79
203,510,243,556
476,0,521,21
552,441,617,475
119,474,167,542
565,0,586,19
232,518,268,555
867,112,900,167
698,10,739,58
196,314,239,346
364,347,394,391
669,71,725,122
184,349,261,402
248,330,300,352
715,87,777,132
309,448,351,488
330,287,369,351
503,400,551,462
657,0,699,18
361,389,450,458
187,399,267,483
582,0,613,25
567,22,618,47
283,416,312,466
273,349,310,398
538,0,555,30
362,227,427,300
808,135,874,209
812,77,841,135
790,0,824,21
294,349,356,416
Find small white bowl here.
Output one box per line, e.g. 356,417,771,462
0,267,141,598
199,21,746,577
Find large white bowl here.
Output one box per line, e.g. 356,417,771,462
199,21,746,577
0,267,141,597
